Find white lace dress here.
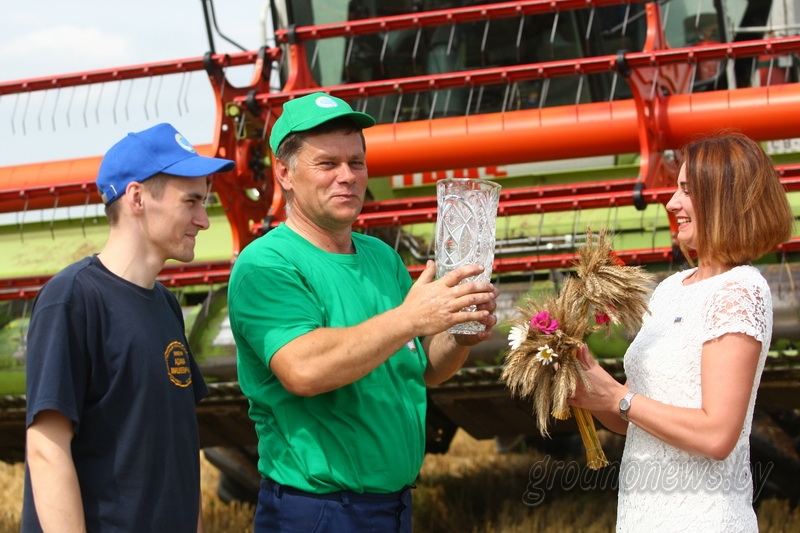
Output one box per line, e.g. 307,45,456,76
617,265,771,533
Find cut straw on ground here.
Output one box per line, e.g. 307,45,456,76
1,430,798,532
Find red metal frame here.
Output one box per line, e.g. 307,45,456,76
3,0,800,294
262,0,647,106
6,78,800,213
272,0,649,43
234,36,800,109
5,166,800,301
0,51,270,96
5,238,800,302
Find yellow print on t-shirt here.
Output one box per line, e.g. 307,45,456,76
164,341,193,387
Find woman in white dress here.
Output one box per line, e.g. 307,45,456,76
568,132,795,532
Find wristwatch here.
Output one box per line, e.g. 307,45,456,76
619,391,637,422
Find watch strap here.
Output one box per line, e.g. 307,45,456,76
619,391,636,422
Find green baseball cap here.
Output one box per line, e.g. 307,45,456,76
269,92,376,154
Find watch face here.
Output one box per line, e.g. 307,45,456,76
620,398,630,411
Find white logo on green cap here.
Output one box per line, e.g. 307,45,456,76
315,96,338,109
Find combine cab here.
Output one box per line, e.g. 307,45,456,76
2,0,800,503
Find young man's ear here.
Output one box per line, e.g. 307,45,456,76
124,181,145,211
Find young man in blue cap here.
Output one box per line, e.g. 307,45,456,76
228,93,500,532
22,123,235,533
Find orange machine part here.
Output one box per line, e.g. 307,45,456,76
4,83,800,213
363,83,800,178
0,144,215,213
363,100,639,178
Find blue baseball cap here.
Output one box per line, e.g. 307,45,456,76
96,123,236,205
269,93,376,154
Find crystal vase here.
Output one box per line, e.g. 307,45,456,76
435,177,501,334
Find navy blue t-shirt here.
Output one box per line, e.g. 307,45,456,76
21,255,209,532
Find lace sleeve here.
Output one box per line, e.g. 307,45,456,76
702,279,769,344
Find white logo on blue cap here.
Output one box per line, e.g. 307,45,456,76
315,96,339,109
175,133,197,154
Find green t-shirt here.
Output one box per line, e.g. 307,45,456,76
228,223,427,494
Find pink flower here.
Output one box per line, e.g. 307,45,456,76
531,311,558,334
594,312,611,325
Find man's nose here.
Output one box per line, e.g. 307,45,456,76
195,207,211,230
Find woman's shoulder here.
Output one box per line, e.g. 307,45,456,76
686,266,770,313
716,265,768,289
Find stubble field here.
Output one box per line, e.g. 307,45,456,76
1,430,798,532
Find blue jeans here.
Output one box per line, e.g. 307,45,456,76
254,479,413,533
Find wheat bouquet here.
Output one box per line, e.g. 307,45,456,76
501,228,655,469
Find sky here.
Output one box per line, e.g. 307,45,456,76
0,0,271,166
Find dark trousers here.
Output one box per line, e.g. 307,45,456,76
254,478,413,533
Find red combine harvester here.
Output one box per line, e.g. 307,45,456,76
1,0,799,503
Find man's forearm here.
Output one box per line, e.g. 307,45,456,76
270,305,419,396
423,333,470,386
269,261,495,396
197,498,204,533
27,438,86,532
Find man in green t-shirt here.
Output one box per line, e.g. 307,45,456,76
228,92,499,533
